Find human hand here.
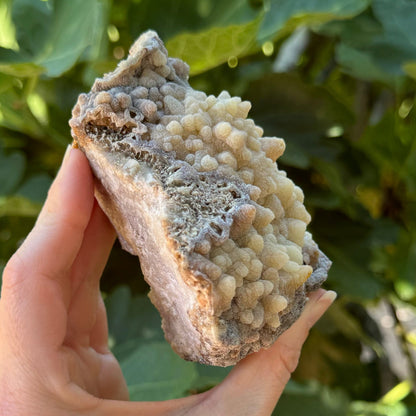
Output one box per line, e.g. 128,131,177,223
0,147,336,416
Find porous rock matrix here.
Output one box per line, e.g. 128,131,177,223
70,31,331,366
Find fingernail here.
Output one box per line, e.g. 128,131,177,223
319,290,337,304
62,144,73,167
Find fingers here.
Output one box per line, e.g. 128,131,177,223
0,147,95,351
2,147,94,296
65,201,116,349
205,289,337,416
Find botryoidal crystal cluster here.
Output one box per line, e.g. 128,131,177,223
70,31,331,366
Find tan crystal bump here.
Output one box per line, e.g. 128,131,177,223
69,30,331,366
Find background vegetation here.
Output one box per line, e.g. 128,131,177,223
1,0,415,414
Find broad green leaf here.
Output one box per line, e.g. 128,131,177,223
336,43,396,84
245,73,352,168
0,147,25,195
258,0,369,43
37,0,105,77
129,0,261,41
120,342,198,401
16,173,51,203
106,286,164,347
11,0,52,57
129,0,212,41
372,0,416,58
324,0,416,83
166,18,261,75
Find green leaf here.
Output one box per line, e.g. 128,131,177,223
325,0,416,83
0,0,18,50
0,88,45,138
245,73,352,168
336,42,396,84
0,147,25,195
348,400,407,416
258,0,370,43
166,17,261,75
120,341,198,401
12,0,52,57
16,173,52,203
105,286,164,347
273,380,350,416
0,47,45,77
129,0,260,41
37,0,106,77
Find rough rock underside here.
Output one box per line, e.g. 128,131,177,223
70,31,331,366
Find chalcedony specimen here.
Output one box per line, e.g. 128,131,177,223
70,31,331,366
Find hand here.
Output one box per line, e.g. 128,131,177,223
0,147,336,416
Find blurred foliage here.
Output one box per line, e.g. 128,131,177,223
1,0,416,414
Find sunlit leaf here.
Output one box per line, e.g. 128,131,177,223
167,18,261,75
381,380,412,405
0,0,18,50
348,400,407,416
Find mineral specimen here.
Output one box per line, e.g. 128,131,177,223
69,31,331,366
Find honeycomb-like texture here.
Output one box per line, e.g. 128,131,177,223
70,31,331,365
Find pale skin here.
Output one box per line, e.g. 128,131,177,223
0,147,336,416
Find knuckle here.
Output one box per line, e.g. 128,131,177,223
2,253,27,293
277,341,302,375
